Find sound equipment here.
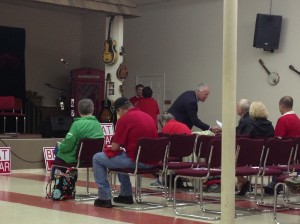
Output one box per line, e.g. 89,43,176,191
69,68,105,117
253,13,282,52
41,116,73,138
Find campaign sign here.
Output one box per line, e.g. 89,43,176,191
0,147,11,174
43,147,55,171
101,123,115,145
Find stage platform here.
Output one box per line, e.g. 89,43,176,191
0,134,62,170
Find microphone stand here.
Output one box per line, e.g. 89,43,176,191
44,83,67,111
60,58,74,117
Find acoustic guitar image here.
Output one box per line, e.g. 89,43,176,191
102,16,118,65
98,73,114,123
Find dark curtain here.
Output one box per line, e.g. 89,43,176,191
0,26,26,100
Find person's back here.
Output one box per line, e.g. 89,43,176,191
137,98,160,127
161,114,191,135
114,107,157,160
244,101,274,138
236,99,252,135
275,96,300,138
56,99,104,163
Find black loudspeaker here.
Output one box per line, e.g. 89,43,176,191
253,13,282,52
41,116,73,138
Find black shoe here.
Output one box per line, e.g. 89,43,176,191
113,195,134,204
264,186,275,195
94,198,113,208
237,181,250,196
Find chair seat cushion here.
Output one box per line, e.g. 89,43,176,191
175,167,221,177
167,162,194,169
110,167,160,175
52,160,77,167
235,166,261,176
267,165,289,171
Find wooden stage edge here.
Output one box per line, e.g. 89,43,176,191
0,134,62,170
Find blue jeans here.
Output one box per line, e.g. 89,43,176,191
93,151,153,200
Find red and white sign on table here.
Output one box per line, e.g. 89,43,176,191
43,123,115,171
102,123,114,145
0,147,11,174
43,147,55,171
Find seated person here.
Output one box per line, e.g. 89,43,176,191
92,97,158,208
151,112,192,188
161,112,192,135
237,101,274,196
52,98,104,176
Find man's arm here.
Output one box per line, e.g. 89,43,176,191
186,101,210,130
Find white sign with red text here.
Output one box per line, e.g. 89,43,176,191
101,123,114,146
0,147,11,174
43,147,55,171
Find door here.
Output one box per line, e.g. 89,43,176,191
136,73,165,113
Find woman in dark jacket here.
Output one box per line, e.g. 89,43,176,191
246,101,274,138
237,101,274,196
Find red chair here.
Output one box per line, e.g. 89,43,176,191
173,137,222,220
52,138,104,200
0,96,26,133
109,137,169,210
162,134,198,198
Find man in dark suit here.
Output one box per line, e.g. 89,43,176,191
167,83,219,133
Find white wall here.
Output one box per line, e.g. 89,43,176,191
1,0,300,129
124,0,300,130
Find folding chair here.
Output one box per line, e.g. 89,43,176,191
52,138,104,201
256,138,294,207
173,137,222,220
235,138,266,198
163,134,198,199
109,137,169,210
0,96,26,133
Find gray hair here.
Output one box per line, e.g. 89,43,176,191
162,112,174,122
78,98,94,115
238,99,251,112
197,83,209,91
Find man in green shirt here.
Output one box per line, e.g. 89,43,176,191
55,98,104,164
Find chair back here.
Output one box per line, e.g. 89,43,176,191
168,134,197,158
236,138,265,167
0,96,15,110
264,137,294,167
206,138,222,168
195,135,220,160
76,138,104,168
293,137,300,164
135,137,169,165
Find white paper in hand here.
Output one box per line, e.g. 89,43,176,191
216,120,222,129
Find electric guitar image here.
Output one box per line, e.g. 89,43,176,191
98,73,114,123
102,16,118,65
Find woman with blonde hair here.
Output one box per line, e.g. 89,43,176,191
245,101,274,138
237,101,274,196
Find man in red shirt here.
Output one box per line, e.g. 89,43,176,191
265,96,300,195
275,96,300,138
93,97,158,208
129,84,144,106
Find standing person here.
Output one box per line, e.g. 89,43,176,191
136,86,160,128
130,84,144,106
53,99,104,174
167,83,220,133
93,97,158,208
236,99,252,135
275,96,300,138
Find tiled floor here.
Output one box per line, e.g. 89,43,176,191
0,169,299,224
